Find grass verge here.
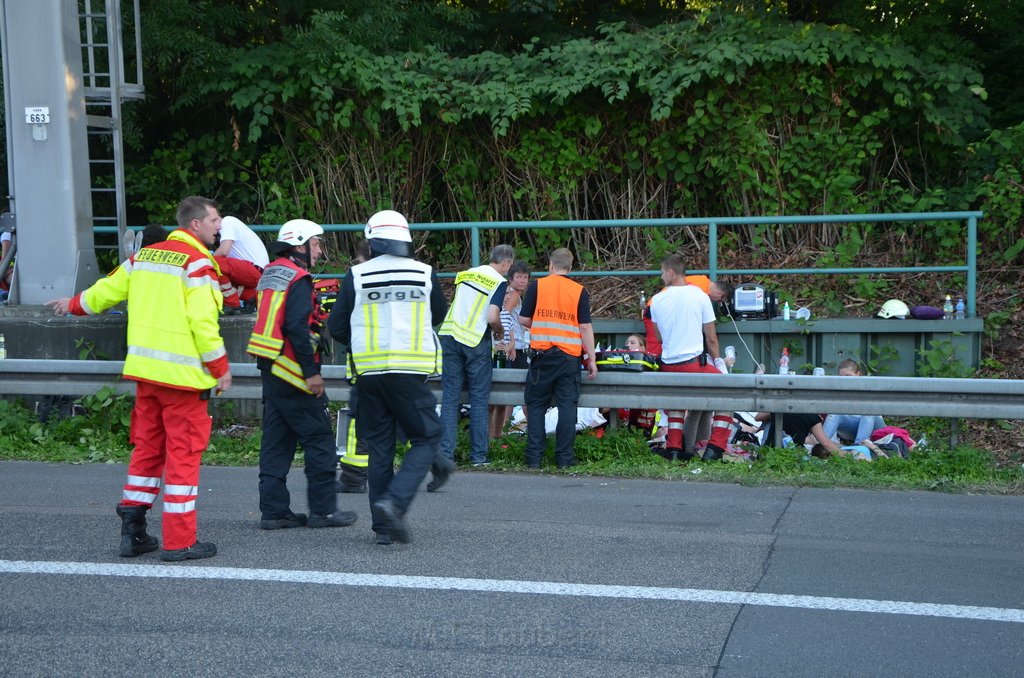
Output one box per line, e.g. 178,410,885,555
1,396,1022,495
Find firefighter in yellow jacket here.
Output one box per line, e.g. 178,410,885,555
247,219,357,530
46,196,232,562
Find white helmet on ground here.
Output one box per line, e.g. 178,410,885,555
365,210,413,257
276,218,323,247
877,299,910,319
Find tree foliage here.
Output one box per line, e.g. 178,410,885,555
122,2,1022,272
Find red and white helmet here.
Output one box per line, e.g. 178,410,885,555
276,219,323,247
365,210,411,243
365,210,413,257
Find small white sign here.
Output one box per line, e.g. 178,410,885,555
25,107,50,124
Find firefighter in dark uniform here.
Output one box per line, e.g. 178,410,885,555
247,219,358,530
328,210,450,545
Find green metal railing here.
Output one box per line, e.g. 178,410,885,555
98,211,982,316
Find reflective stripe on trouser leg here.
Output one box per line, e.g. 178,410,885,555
157,385,211,550
122,473,161,506
709,413,737,453
123,383,169,508
164,484,198,518
665,410,685,450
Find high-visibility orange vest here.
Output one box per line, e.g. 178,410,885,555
246,257,320,393
685,274,711,294
528,274,584,357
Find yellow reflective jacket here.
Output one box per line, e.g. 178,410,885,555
71,229,227,391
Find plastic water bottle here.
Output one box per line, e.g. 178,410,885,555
955,298,965,320
778,347,789,375
0,333,6,359
943,294,953,320
782,301,791,321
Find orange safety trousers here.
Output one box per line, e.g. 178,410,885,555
659,360,735,453
119,381,212,550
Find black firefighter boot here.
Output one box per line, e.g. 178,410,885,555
337,462,367,494
116,504,159,557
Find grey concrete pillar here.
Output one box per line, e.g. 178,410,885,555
1,0,99,304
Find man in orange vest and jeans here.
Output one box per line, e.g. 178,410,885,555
46,196,232,561
519,248,598,468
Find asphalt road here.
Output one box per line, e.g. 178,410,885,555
1,460,1023,677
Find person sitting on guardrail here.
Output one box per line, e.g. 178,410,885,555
822,359,886,447
213,216,268,314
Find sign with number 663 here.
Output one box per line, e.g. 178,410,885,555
24,107,50,124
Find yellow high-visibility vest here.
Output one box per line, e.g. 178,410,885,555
438,264,504,346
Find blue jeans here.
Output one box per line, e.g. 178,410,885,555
439,334,492,464
823,413,885,444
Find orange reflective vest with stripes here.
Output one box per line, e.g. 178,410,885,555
529,274,584,357
246,257,320,393
68,229,228,391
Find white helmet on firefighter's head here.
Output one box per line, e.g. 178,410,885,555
365,210,412,257
276,218,323,247
877,299,910,319
365,210,412,242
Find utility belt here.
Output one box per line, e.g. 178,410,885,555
527,346,577,361
660,353,707,368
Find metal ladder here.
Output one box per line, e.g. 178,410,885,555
78,0,144,260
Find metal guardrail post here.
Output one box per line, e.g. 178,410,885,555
471,224,480,267
967,215,977,317
708,221,718,281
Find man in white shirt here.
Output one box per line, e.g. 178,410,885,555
650,253,736,462
215,215,269,267
213,216,269,312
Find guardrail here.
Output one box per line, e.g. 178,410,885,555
2,359,1022,448
98,211,983,315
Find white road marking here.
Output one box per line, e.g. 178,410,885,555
2,559,1022,624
